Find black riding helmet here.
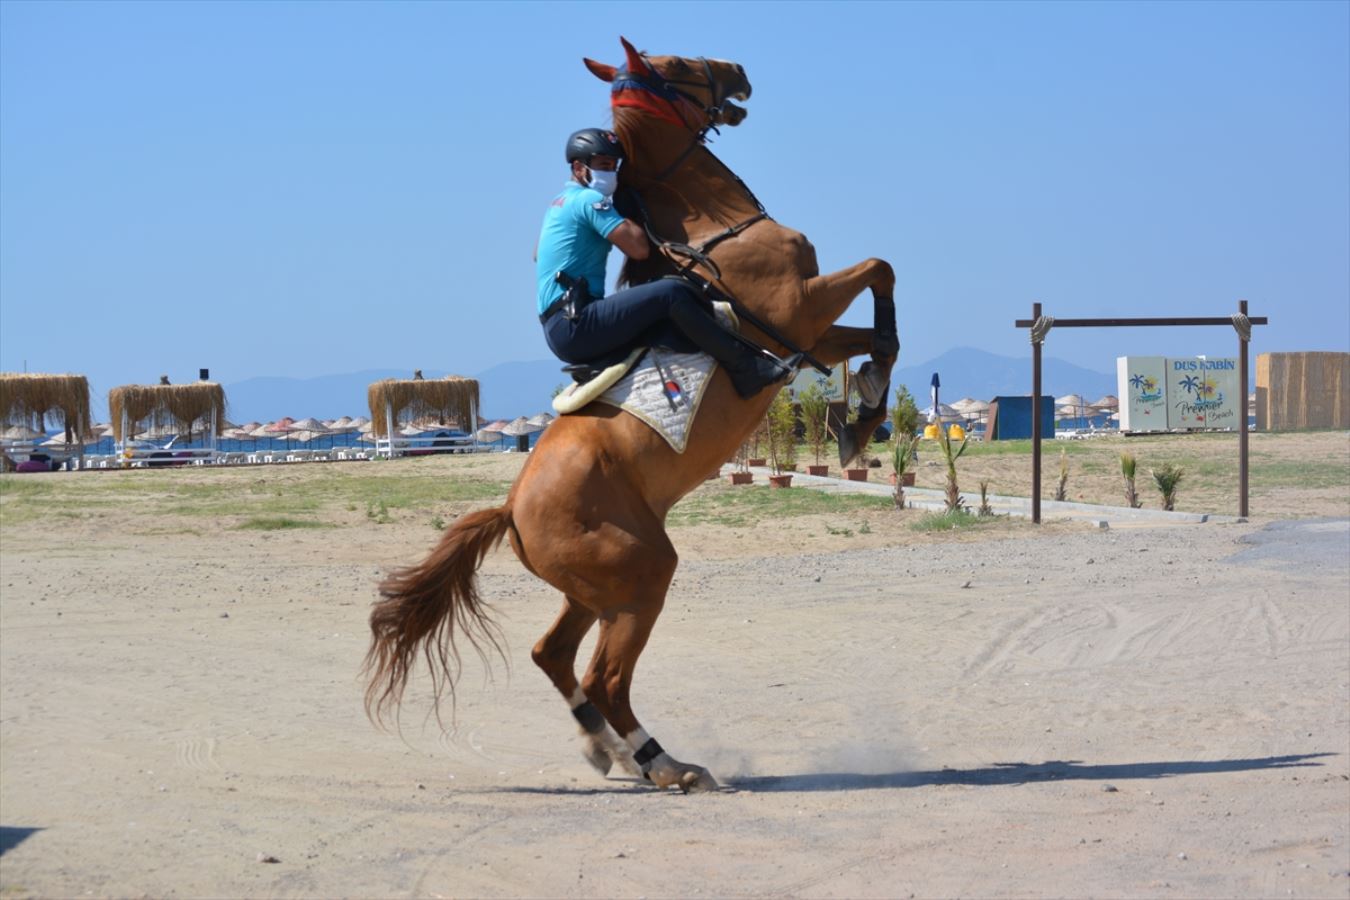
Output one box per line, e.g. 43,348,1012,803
565,128,625,164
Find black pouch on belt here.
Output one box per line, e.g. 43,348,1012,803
554,272,592,322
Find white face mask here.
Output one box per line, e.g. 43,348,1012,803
586,167,619,197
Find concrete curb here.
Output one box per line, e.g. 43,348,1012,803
718,465,1246,529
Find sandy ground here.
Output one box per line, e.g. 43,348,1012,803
1,451,1348,899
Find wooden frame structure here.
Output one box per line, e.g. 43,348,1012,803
366,376,480,458
1015,300,1267,522
108,382,227,465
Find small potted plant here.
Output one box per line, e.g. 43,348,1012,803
937,423,970,512
888,385,920,488
729,437,753,485
766,388,797,488
746,415,768,468
842,400,871,481
1120,452,1143,508
1152,462,1184,511
889,433,920,507
799,382,830,476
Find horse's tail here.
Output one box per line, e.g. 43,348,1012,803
363,505,514,726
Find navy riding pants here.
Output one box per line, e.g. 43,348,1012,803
543,278,702,365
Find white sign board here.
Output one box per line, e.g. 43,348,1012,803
1167,357,1241,430
1118,356,1242,431
1117,357,1168,432
787,365,845,403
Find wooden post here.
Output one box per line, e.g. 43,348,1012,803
1031,301,1042,524
1238,299,1249,518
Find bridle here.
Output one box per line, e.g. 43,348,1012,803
611,55,829,376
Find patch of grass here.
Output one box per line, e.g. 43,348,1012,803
233,516,328,531
0,469,513,527
668,483,892,528
0,477,57,500
366,500,391,524
1247,459,1350,489
909,509,989,532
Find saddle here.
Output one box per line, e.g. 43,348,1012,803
552,301,741,436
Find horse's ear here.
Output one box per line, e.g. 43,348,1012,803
619,36,651,77
583,58,617,82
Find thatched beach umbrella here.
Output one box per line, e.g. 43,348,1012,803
1,373,93,444
366,375,479,438
108,381,226,445
1,424,46,442
289,417,328,433
1092,395,1119,411
526,412,554,428
498,415,542,451
499,416,542,437
921,402,963,421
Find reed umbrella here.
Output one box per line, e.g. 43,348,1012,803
1,424,45,442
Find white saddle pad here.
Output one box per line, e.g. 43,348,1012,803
552,302,738,454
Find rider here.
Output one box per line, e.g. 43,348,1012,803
535,127,797,398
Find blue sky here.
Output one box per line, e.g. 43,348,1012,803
2,0,1346,401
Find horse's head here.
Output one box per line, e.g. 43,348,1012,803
584,37,752,132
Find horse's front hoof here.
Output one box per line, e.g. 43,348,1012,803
647,755,720,793
838,427,859,468
679,767,720,794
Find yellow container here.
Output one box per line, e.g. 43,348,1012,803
948,424,966,441
923,424,940,440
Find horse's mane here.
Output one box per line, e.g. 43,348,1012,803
612,106,756,288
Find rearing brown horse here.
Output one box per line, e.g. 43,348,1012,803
365,37,898,793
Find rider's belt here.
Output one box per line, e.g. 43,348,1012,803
539,294,574,324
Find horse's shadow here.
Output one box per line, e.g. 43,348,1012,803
729,753,1335,793
483,753,1334,795
0,826,43,856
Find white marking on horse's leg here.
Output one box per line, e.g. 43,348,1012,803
624,728,719,793
623,727,652,752
624,728,677,782
569,690,639,777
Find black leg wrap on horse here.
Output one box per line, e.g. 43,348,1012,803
633,738,664,770
570,701,606,735
873,295,899,357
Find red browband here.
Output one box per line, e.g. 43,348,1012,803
612,89,695,130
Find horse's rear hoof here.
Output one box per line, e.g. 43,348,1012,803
583,743,613,776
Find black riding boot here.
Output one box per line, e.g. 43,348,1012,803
668,301,797,398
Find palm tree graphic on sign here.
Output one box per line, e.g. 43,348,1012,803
1178,375,1200,394
1130,374,1145,389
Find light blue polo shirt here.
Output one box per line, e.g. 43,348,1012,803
536,181,625,315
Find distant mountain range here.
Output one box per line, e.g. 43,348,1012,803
206,347,1116,423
